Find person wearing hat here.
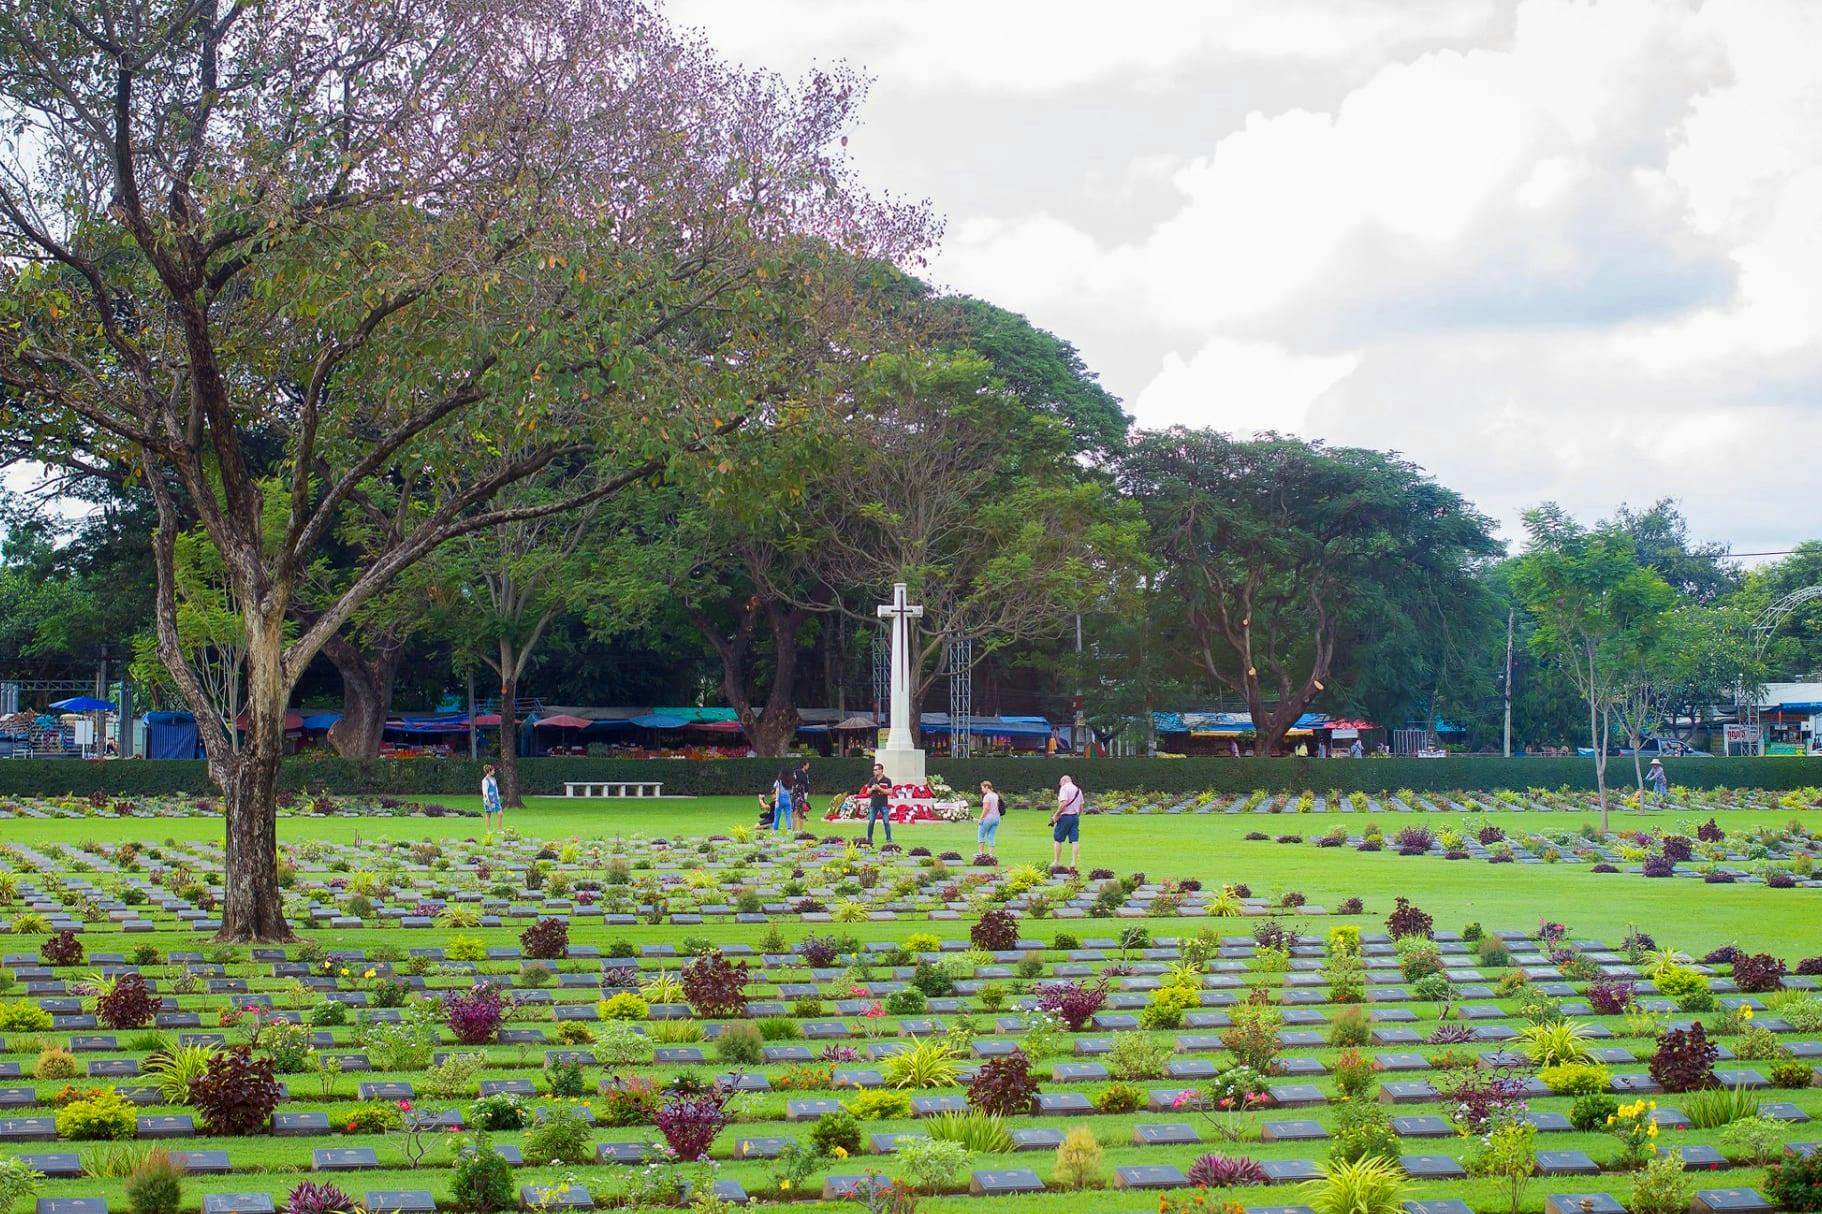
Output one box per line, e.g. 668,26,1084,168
1646,757,1669,806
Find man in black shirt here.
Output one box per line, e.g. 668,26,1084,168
865,763,893,845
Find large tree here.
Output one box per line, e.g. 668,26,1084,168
0,0,928,939
1510,505,1675,825
1121,429,1500,758
800,351,1146,705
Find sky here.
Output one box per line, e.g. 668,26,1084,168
666,0,1822,555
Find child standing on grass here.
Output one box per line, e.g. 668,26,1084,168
481,764,503,832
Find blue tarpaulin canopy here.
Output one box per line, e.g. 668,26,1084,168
1152,710,1328,736
143,710,202,759
919,714,1054,738
629,714,690,729
51,696,116,712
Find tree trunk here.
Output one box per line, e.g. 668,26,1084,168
322,634,402,759
497,671,523,807
215,618,293,942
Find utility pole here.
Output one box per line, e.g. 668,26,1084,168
1502,608,1514,758
466,667,478,762
1073,611,1087,757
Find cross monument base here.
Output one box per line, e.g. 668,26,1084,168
874,745,926,788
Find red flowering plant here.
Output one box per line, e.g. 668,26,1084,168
1176,1065,1270,1142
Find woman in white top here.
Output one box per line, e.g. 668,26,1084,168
976,780,1003,856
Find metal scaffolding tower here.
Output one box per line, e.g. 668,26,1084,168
947,636,973,758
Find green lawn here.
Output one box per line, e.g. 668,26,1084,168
1,791,1817,1214
27,794,1806,957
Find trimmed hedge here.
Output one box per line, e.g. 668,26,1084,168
0,754,1815,799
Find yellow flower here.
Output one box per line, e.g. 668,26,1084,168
832,1146,848,1159
1742,1007,1753,1020
1606,1116,1616,1126
362,969,376,980
1647,1123,1658,1138
339,967,350,977
779,1181,792,1192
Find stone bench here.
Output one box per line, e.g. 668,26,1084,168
562,781,663,798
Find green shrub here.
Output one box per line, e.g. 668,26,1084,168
808,1111,862,1156
55,1091,138,1141
1328,1101,1399,1166
0,1157,45,1214
1107,1031,1173,1081
122,1148,183,1214
596,993,649,1021
450,1137,516,1213
523,1106,593,1165
1569,1094,1618,1132
714,1023,763,1065
0,1004,52,1033
845,1089,912,1121
1539,1062,1612,1095
1629,1151,1696,1214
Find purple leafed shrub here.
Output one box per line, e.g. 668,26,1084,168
1731,953,1786,993
1088,868,1115,880
1394,826,1435,854
799,935,840,969
1034,980,1109,1031
966,1050,1040,1116
1279,891,1306,909
1253,921,1292,951
1275,834,1302,845
190,1046,281,1136
971,853,999,867
970,908,1019,952
1187,1153,1269,1188
1426,1023,1474,1045
1386,897,1433,940
1587,980,1635,1015
1697,818,1725,843
1662,836,1693,862
1245,832,1269,842
1768,872,1795,889
653,1080,734,1161
1703,945,1743,966
1357,839,1383,852
1650,1023,1718,1093
1337,897,1364,915
1704,872,1736,884
601,965,638,990
1622,930,1657,953
97,973,159,1029
818,1045,861,1063
1444,850,1469,860
1477,825,1506,844
286,1181,354,1214
1592,863,1619,873
1446,1070,1528,1133
41,930,84,967
1643,854,1676,878
1231,883,1252,899
1796,956,1822,976
444,983,512,1045
681,951,750,1018
519,917,569,960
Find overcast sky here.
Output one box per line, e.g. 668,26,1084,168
667,0,1822,555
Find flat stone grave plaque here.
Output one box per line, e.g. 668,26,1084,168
1545,1195,1626,1214
1246,1206,1318,1214
969,1169,1044,1195
1405,1202,1477,1214
36,1201,106,1214
1666,1145,1729,1170
1612,1074,1664,1094
274,1113,332,1136
1380,1081,1439,1104
1760,1103,1810,1123
517,1187,590,1211
202,1195,276,1214
1010,1128,1065,1151
1052,1062,1108,1081
1133,1123,1200,1146
653,1048,704,1064
1392,1116,1453,1137
314,1148,379,1171
0,1119,57,1141
1375,1053,1429,1071
134,1115,193,1139
911,1095,967,1115
1262,1120,1329,1141
362,1193,436,1214
480,1080,536,1097
1268,1084,1326,1107
1684,1188,1778,1214
357,1082,413,1101
16,1155,81,1180
1401,1156,1469,1180
732,1137,792,1160
1537,1151,1601,1177
821,1177,874,1201
785,1099,843,1121
1261,1160,1324,1183
167,1152,229,1175
595,1143,651,1165
1116,1165,1190,1189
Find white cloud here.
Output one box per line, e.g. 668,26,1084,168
1134,337,1359,432
673,0,1822,549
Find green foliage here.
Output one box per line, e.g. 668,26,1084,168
523,1106,593,1165
1629,1151,1696,1214
55,1091,138,1141
450,1137,517,1214
122,1149,183,1214
1302,1155,1408,1214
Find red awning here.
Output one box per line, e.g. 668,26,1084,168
533,714,593,730
472,713,502,727
1325,719,1378,731
683,719,744,732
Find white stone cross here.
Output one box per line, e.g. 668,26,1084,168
875,582,926,784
